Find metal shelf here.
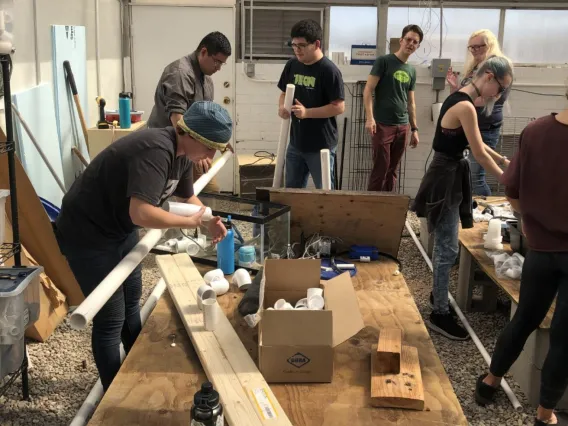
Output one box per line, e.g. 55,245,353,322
0,141,14,154
0,242,20,265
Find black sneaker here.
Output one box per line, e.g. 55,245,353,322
474,374,498,406
429,292,457,317
427,312,469,340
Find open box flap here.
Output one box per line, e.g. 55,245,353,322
322,272,365,347
264,259,321,292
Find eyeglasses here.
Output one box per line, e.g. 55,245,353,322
468,44,487,52
495,78,507,94
403,37,420,46
290,42,311,50
210,56,226,67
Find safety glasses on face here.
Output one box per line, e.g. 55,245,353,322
403,37,420,46
468,44,487,52
290,42,313,51
495,77,508,94
210,55,227,68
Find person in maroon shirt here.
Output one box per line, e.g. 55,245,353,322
474,103,568,426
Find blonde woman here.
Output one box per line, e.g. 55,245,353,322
447,29,508,196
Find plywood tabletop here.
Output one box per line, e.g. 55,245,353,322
459,221,554,329
90,261,467,426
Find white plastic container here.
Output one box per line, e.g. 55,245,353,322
0,266,42,345
0,189,9,244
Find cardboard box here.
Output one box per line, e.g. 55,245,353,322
259,259,365,383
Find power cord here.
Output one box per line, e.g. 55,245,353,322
244,151,275,166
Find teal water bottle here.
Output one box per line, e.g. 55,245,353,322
217,216,235,274
118,92,132,129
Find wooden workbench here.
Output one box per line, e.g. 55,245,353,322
89,261,467,426
456,221,554,329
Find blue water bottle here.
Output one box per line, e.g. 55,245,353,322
217,216,235,274
118,92,132,129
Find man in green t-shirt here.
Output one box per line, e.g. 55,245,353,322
364,24,423,192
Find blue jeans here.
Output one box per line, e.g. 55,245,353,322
432,206,460,314
469,127,501,196
285,143,336,189
56,231,142,391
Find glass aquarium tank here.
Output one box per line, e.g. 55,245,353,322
156,194,291,272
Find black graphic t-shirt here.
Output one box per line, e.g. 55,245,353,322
56,127,193,248
277,56,344,153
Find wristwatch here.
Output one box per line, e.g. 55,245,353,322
411,128,419,133
500,155,508,166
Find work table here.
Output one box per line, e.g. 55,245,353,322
89,261,467,426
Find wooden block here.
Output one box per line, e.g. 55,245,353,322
371,345,425,411
376,328,402,374
156,254,292,426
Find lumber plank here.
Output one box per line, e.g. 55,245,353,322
258,188,409,258
0,129,84,306
157,254,292,426
371,344,425,411
376,328,402,374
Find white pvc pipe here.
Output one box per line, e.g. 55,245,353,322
95,0,102,96
163,201,213,222
70,152,231,330
320,149,332,190
273,84,295,188
404,221,523,412
69,278,167,426
193,150,233,195
12,103,67,194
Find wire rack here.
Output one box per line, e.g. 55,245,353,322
346,81,406,194
485,116,535,196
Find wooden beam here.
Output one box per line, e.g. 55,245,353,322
371,345,425,411
376,328,402,374
156,254,292,426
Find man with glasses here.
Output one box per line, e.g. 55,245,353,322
148,31,231,192
277,19,345,189
364,24,423,192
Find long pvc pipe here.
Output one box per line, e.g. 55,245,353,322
70,152,233,330
95,0,101,96
272,84,295,188
404,220,523,412
69,278,167,426
320,149,332,190
11,103,67,194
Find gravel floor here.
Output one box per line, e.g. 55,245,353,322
0,213,563,425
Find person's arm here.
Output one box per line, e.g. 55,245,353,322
129,197,204,229
507,197,522,214
293,99,345,119
408,90,419,148
170,112,183,128
484,144,509,167
364,75,379,135
277,60,292,119
501,133,524,214
457,102,504,178
278,92,290,119
162,69,195,122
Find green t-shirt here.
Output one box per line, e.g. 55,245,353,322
370,54,416,126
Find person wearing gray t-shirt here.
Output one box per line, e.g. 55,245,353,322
148,32,231,193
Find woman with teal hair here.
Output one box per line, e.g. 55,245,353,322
412,56,513,340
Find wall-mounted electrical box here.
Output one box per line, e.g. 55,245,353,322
431,58,451,90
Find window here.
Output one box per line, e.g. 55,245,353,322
329,7,377,61
503,10,568,64
387,7,500,64
241,5,323,60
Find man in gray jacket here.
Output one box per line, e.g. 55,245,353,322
148,31,231,192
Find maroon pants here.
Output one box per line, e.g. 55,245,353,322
367,123,409,192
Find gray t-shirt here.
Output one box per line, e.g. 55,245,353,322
56,127,194,247
148,52,214,128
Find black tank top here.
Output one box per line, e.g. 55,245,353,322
433,92,474,158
